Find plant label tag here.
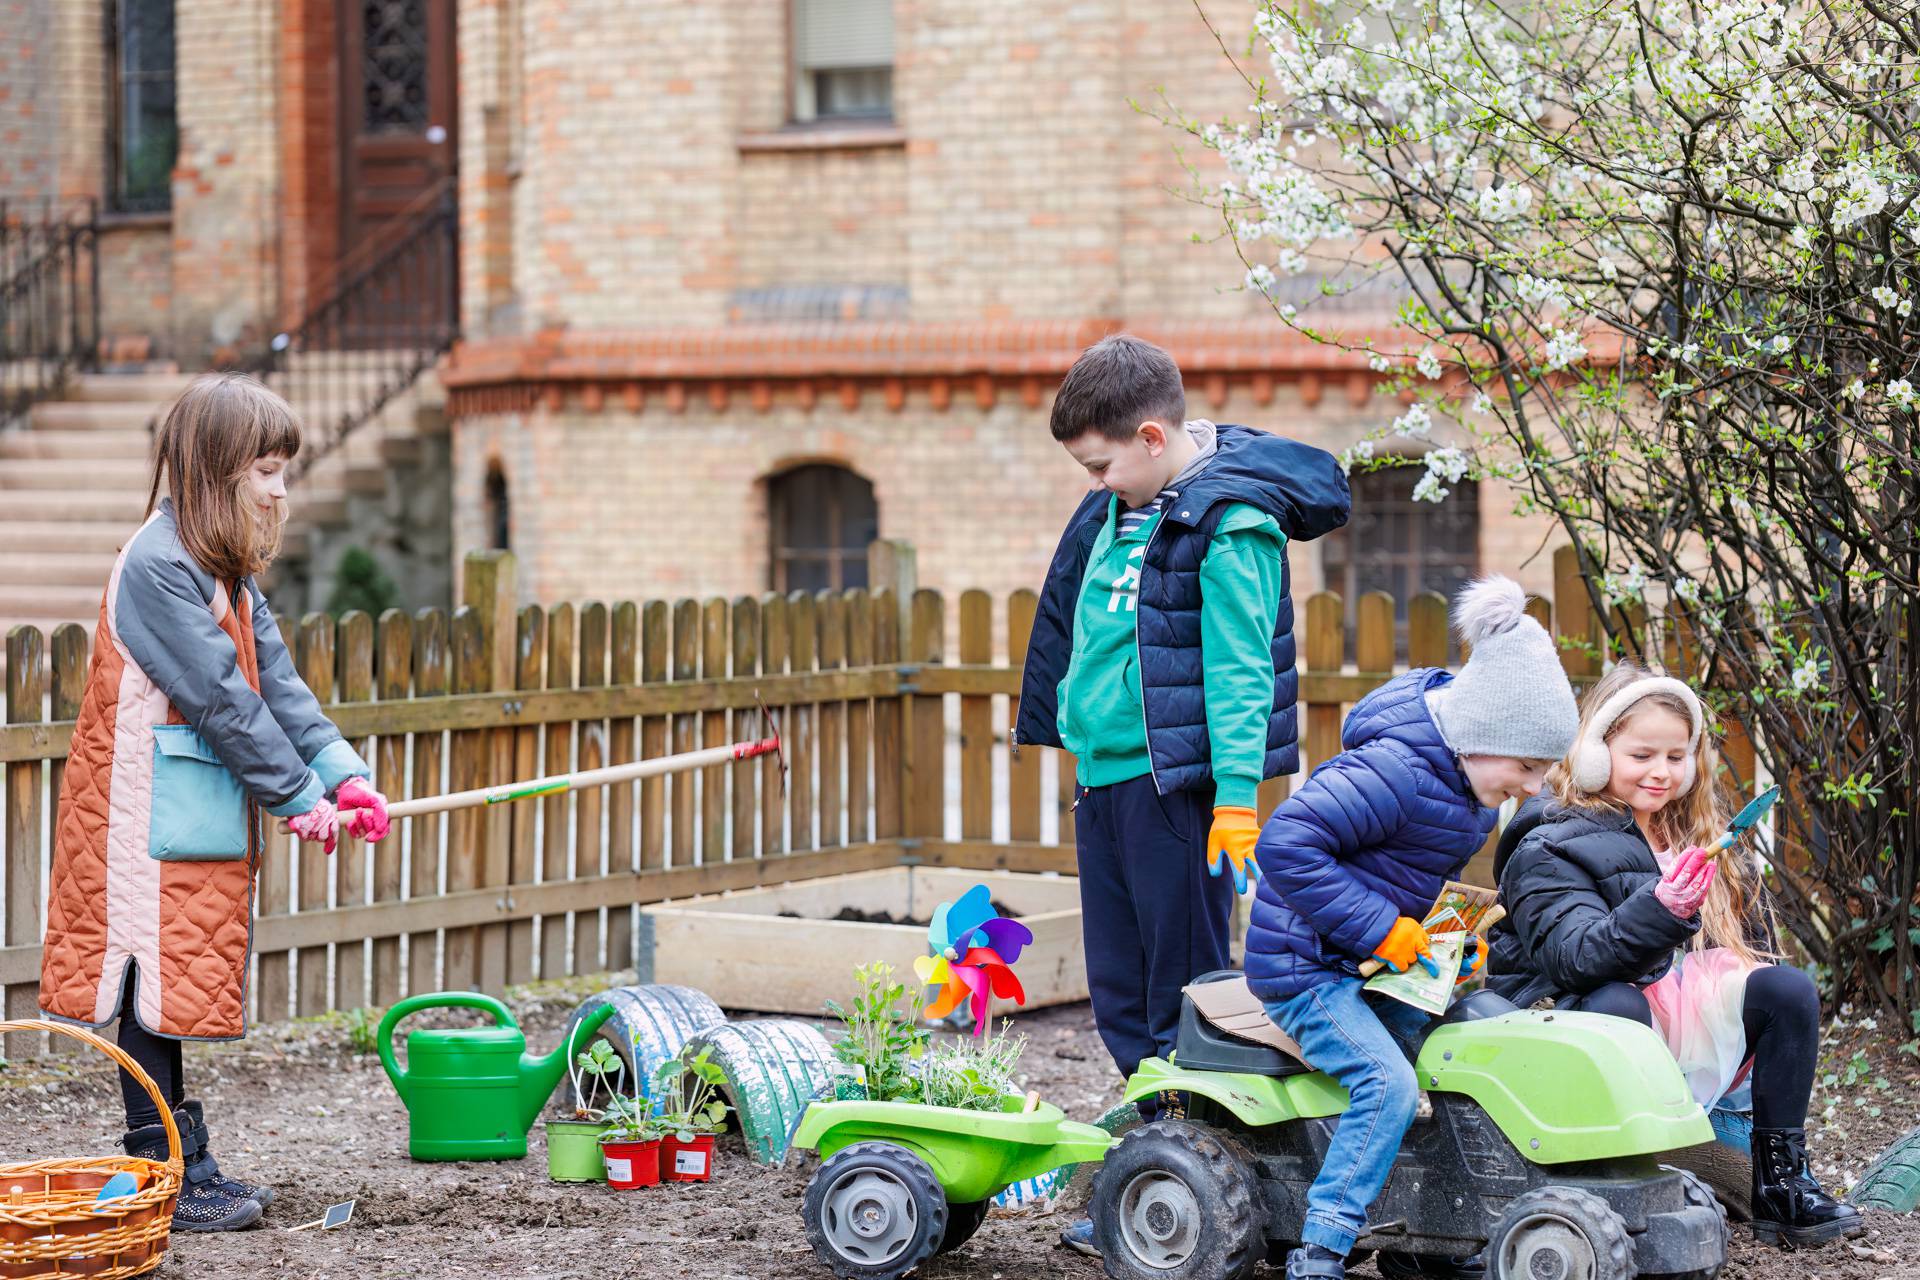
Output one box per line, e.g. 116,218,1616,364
605,1157,632,1182
674,1149,708,1176
321,1201,354,1230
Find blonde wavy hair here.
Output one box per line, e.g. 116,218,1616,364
145,373,301,581
1548,660,1771,965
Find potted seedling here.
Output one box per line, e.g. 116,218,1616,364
547,1033,623,1183
651,1048,732,1182
599,1092,667,1190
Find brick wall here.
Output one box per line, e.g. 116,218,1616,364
0,0,56,203
169,0,281,361
98,223,174,344
451,378,1558,625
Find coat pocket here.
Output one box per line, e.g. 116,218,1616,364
149,725,250,861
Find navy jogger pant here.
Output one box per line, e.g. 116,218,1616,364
1074,774,1235,1082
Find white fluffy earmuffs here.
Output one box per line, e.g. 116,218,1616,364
1568,676,1705,795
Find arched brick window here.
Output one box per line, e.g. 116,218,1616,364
484,463,510,551
768,464,878,594
1320,466,1480,660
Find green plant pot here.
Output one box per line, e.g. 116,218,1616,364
544,1119,609,1183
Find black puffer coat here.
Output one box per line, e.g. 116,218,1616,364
1486,795,1700,1010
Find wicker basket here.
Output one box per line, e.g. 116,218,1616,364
0,1020,181,1279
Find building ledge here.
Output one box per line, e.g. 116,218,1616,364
97,210,172,232
737,124,908,154
441,318,1415,419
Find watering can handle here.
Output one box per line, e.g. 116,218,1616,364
376,991,519,1105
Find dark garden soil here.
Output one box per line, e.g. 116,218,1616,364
3,982,1916,1280
778,899,1021,928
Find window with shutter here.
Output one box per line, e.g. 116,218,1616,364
792,0,894,123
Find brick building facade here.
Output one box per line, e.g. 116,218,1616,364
3,0,1560,627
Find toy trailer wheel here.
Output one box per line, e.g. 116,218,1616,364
802,1142,949,1280
1090,1120,1264,1280
1487,1186,1634,1280
937,1199,991,1255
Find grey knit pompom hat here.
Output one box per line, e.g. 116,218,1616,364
1426,576,1579,760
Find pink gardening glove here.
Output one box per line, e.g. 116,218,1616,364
335,778,392,842
287,797,339,856
1654,846,1717,919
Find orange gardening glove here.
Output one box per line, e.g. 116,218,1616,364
1456,933,1486,985
1371,917,1441,978
1205,806,1261,894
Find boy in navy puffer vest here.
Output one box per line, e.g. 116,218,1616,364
1247,578,1578,1280
1013,336,1348,1256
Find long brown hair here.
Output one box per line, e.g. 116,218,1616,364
146,373,301,581
1548,661,1770,964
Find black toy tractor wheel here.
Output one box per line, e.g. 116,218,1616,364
802,1142,949,1280
936,1199,991,1255
1487,1185,1634,1280
1657,1168,1728,1280
1090,1120,1265,1280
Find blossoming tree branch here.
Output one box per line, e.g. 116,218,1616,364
1180,0,1920,1018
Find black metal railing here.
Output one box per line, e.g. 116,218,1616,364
238,181,460,483
1,201,101,431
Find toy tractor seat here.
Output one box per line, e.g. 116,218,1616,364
1175,971,1314,1077
1439,988,1519,1024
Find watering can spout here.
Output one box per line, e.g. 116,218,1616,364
520,1002,618,1132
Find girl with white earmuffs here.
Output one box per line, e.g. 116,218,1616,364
1486,660,1862,1248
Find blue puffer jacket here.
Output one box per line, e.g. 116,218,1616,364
1244,668,1497,1003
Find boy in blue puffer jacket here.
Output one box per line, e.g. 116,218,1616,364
1247,578,1579,1280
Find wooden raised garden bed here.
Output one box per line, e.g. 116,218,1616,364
637,868,1086,1016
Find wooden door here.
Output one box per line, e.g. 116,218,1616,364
339,0,457,256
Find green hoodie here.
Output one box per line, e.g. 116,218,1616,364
1054,496,1287,808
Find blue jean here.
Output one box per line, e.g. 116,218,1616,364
1265,978,1432,1254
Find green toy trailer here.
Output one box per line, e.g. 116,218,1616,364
788,1094,1112,1279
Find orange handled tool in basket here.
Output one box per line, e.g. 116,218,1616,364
0,1019,183,1280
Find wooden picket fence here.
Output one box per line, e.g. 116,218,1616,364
0,544,1752,1057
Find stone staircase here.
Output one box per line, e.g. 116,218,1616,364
0,366,453,666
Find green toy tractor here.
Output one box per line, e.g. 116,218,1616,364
1090,974,1730,1280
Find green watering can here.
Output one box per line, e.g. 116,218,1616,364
377,991,617,1161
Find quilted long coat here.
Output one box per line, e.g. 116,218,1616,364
40,501,369,1040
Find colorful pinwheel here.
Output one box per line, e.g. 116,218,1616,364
912,884,1034,1036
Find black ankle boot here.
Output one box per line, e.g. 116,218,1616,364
178,1100,272,1209
123,1114,262,1232
1750,1126,1863,1246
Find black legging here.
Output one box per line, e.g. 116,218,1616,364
116,971,185,1130
1564,964,1819,1128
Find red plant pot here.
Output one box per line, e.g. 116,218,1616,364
661,1133,717,1182
600,1138,662,1190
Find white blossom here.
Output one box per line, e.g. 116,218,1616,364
1393,403,1434,439
1872,285,1900,310
1411,471,1450,503
1417,348,1444,380
1470,391,1494,414
1544,328,1588,371
1887,379,1915,409
1246,264,1279,296
1791,658,1820,692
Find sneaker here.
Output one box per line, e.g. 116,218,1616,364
122,1121,262,1233
179,1101,273,1209
1286,1245,1346,1279
1060,1217,1101,1257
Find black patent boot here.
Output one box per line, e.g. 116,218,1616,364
1750,1127,1863,1247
